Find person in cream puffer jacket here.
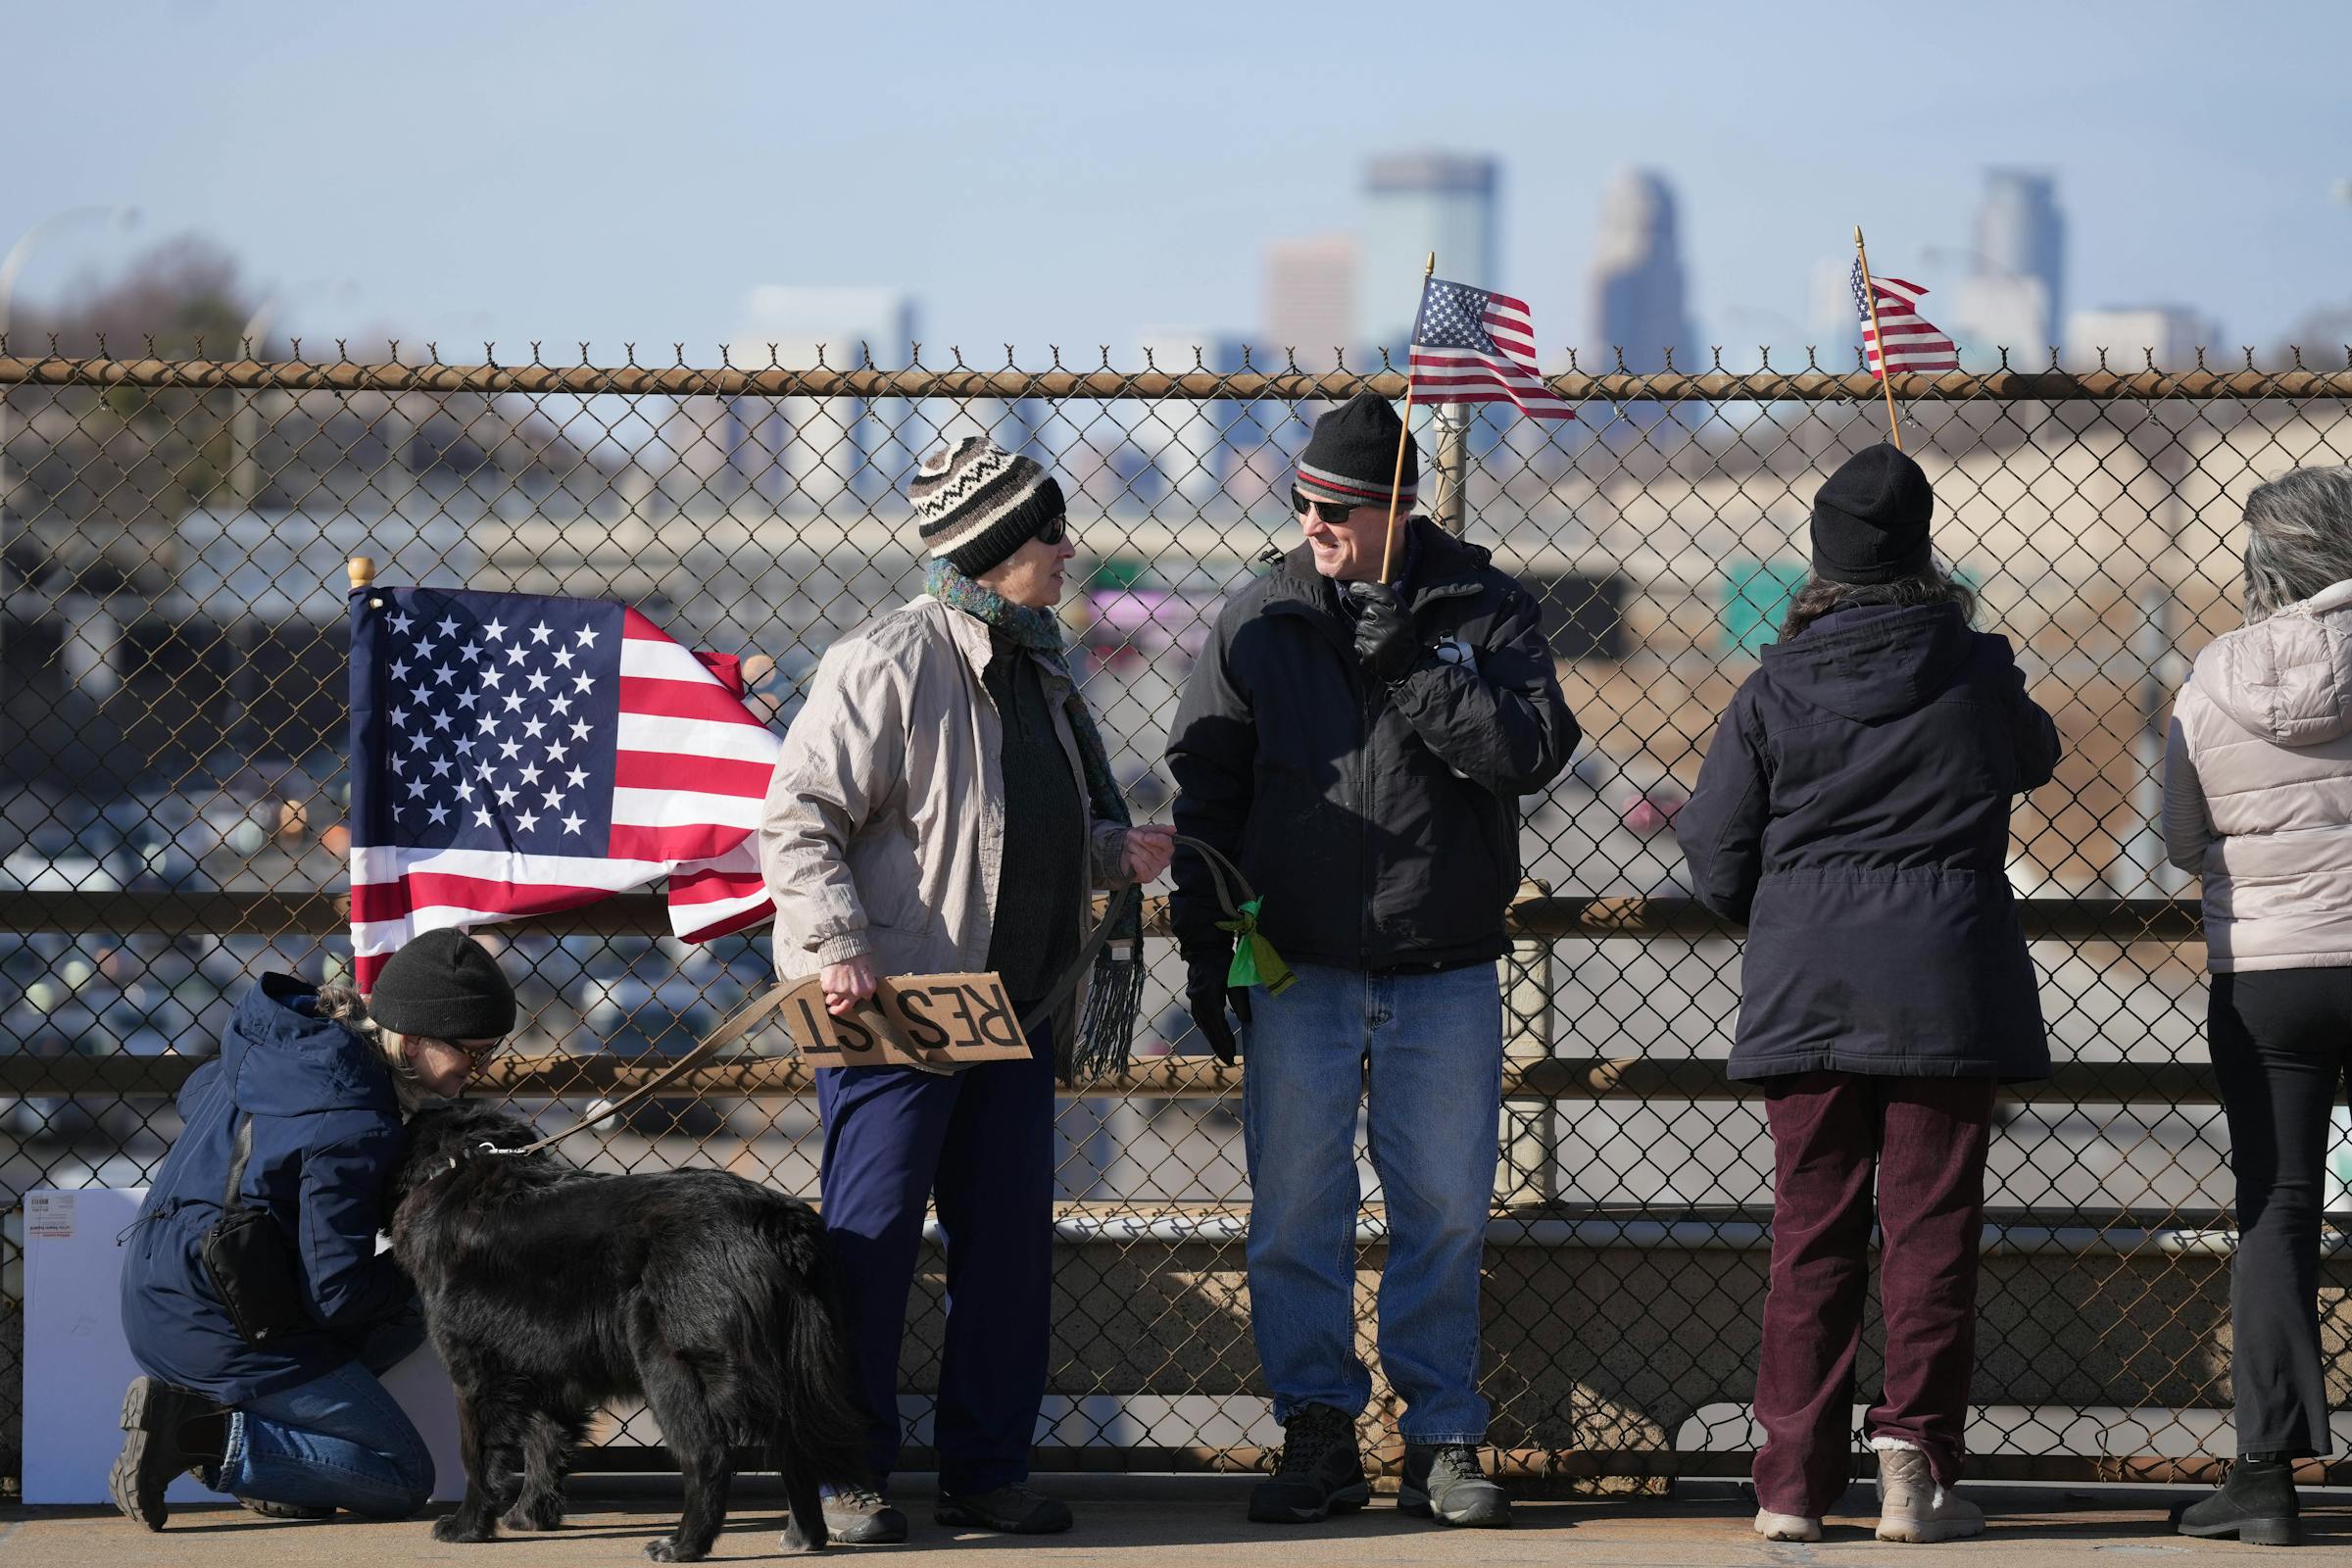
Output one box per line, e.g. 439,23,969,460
2163,464,2352,1546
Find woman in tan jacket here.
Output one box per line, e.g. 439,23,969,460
759,436,1172,1545
2164,465,2352,1547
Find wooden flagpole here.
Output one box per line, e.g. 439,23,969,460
1379,251,1438,584
1852,226,1904,451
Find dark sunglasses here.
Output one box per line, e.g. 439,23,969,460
1034,510,1068,547
1291,488,1360,525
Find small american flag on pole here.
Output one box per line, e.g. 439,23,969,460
1406,276,1578,420
1851,261,1960,378
347,586,778,990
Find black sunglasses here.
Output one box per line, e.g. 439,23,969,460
1034,510,1068,546
1291,488,1360,525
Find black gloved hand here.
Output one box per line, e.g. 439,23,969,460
1188,985,1252,1066
1347,580,1419,685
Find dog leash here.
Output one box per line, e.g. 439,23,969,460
471,832,1262,1157
471,986,793,1158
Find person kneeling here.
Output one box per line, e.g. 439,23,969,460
111,930,514,1527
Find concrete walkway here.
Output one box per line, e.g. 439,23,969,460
8,1480,2347,1565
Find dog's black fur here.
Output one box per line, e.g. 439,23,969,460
387,1102,867,1560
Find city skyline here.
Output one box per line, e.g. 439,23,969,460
6,3,2348,366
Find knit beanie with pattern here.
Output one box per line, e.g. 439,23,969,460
909,436,1067,576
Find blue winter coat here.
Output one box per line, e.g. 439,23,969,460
120,972,416,1403
1674,603,2061,1081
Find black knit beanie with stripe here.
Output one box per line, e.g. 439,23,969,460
1296,389,1419,510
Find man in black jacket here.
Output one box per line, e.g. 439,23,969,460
1166,390,1577,1528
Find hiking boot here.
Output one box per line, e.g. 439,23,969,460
782,1484,907,1547
2174,1455,2302,1546
1875,1445,1984,1543
1399,1443,1511,1527
239,1496,336,1521
1755,1508,1823,1542
1248,1403,1368,1524
934,1481,1072,1535
110,1377,228,1531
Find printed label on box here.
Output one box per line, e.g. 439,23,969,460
27,1192,76,1241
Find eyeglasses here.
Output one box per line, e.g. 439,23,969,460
1034,511,1068,546
1292,489,1360,525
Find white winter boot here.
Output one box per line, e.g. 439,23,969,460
1754,1507,1823,1542
1875,1442,1984,1543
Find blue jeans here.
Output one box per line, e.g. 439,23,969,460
1242,960,1503,1445
212,1312,434,1518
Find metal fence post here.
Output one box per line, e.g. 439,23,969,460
1498,878,1557,1207
1433,404,1470,536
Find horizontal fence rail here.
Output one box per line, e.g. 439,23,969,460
5,351,2349,1494
7,352,2352,402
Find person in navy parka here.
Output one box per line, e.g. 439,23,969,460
111,930,516,1529
1675,445,2059,1545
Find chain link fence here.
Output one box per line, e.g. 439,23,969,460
5,344,2352,1492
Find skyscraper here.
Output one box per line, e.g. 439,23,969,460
1362,152,1499,360
1950,170,2065,365
1132,330,1246,508
1807,255,1865,366
2064,306,2214,369
708,285,918,505
1975,170,2065,335
1586,168,1697,374
1263,235,1357,370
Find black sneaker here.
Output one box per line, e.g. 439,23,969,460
2174,1456,2302,1546
1399,1443,1512,1527
934,1481,1072,1534
1249,1403,1369,1524
110,1378,228,1531
782,1484,908,1547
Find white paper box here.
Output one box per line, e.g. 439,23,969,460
21,1188,463,1505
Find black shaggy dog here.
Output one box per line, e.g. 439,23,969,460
387,1102,867,1560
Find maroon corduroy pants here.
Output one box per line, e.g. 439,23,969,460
1750,1071,1996,1518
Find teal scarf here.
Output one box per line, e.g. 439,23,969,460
927,559,1144,1082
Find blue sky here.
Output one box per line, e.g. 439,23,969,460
8,0,2348,362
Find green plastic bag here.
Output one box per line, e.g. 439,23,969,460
1216,898,1297,997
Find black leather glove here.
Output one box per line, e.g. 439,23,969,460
1187,984,1252,1066
1347,581,1419,685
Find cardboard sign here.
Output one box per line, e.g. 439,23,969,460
777,971,1034,1070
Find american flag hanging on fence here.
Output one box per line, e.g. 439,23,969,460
1406,276,1578,420
1851,261,1961,378
346,586,778,991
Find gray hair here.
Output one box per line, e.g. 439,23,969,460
2242,466,2352,620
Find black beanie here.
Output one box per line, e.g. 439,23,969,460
368,929,516,1040
1296,389,1419,510
1811,443,1936,586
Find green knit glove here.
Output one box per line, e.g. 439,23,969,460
1215,899,1297,997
